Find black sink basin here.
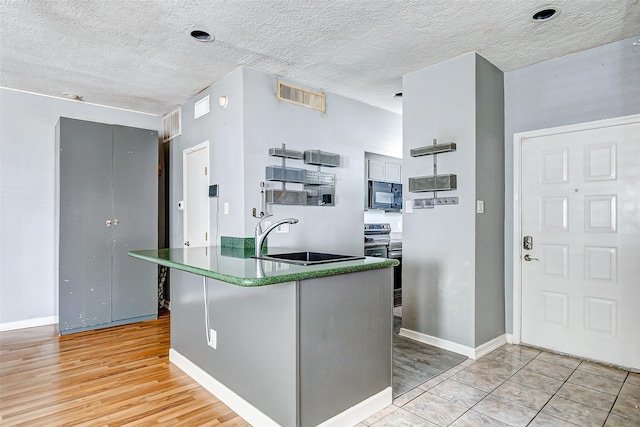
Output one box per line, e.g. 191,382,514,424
256,251,365,265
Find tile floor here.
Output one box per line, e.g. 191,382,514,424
392,320,466,396
361,343,640,426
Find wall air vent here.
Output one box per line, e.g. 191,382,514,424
277,81,326,113
162,107,182,142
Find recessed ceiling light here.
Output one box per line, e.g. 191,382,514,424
531,7,559,21
190,30,215,42
61,92,83,101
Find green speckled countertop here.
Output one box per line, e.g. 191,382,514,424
128,247,398,287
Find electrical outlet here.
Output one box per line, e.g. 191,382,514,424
223,202,229,214
209,329,217,349
209,184,218,198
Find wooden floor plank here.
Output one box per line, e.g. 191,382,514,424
0,314,250,427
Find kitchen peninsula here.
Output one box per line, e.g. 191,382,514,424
129,246,398,427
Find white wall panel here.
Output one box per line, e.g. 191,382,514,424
541,149,568,183
585,246,617,282
540,197,568,231
585,297,616,335
584,195,617,232
543,292,568,326
542,244,568,278
584,142,616,181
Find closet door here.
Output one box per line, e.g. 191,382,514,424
58,118,113,332
111,125,158,321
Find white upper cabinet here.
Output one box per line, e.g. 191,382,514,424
385,163,401,182
368,159,386,180
368,159,401,183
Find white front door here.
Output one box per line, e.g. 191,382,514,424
520,120,640,370
183,142,210,248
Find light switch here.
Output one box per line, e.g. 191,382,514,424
477,200,485,214
276,223,290,233
405,200,413,213
223,202,229,214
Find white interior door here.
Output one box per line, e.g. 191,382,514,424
183,142,210,248
520,121,640,370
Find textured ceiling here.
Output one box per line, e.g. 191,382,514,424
1,0,639,116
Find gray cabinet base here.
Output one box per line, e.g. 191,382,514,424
59,314,158,336
170,268,393,426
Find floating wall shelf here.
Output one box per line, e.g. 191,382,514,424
409,174,457,192
266,189,308,205
269,147,303,160
303,150,340,167
264,144,340,206
410,142,456,157
409,138,459,209
265,165,307,183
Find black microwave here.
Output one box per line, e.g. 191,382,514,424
368,181,402,210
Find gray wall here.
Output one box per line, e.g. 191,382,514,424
402,53,478,348
242,67,402,255
170,66,402,257
0,88,161,325
171,270,297,426
474,56,505,345
402,53,505,349
169,67,246,250
503,35,640,334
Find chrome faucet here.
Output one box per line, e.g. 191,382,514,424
255,216,299,258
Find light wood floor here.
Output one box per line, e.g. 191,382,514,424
0,313,249,427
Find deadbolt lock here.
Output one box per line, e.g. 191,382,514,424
523,236,533,251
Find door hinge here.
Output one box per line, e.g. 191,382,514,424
205,232,208,241
205,166,208,176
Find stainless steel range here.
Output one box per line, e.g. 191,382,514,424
364,223,402,307
364,223,391,257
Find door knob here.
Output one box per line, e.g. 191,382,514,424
524,254,539,261
105,220,112,227
184,241,190,247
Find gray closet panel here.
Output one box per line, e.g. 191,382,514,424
58,118,114,331
57,118,158,335
111,125,158,321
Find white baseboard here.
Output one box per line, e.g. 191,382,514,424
399,328,475,358
169,348,280,427
506,333,514,344
399,328,507,360
317,387,392,427
474,334,507,359
169,348,391,427
0,315,58,332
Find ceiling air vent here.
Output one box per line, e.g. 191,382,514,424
277,81,326,113
162,107,182,142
